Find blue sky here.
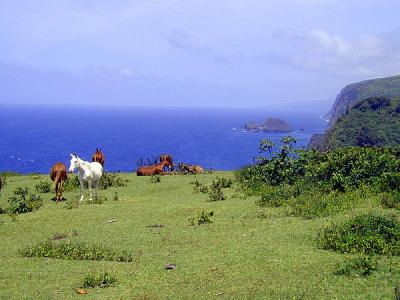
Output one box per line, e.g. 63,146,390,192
1,0,400,110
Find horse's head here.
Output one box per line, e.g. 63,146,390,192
69,153,80,173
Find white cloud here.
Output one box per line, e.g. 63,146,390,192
274,28,400,77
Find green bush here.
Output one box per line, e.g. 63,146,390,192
65,197,80,209
381,192,400,209
35,181,52,193
212,177,233,189
19,240,134,262
99,172,126,189
334,255,377,276
8,187,43,214
257,186,293,207
318,213,400,255
207,183,225,202
63,175,80,191
113,191,119,201
236,140,400,194
81,272,117,288
87,194,108,205
150,175,161,183
188,211,214,226
192,180,208,193
286,190,360,219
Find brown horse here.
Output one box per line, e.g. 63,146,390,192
92,148,105,167
159,154,174,171
179,163,204,174
137,161,172,176
50,162,68,201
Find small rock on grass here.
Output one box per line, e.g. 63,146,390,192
165,263,176,270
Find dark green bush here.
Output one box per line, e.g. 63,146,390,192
8,187,43,214
318,213,400,255
334,255,377,276
35,181,52,193
81,272,116,288
19,240,134,262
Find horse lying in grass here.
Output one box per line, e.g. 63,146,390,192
69,153,103,202
50,162,68,201
137,161,172,176
179,163,204,174
92,148,105,167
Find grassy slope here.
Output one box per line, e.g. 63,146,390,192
322,97,400,150
0,173,399,299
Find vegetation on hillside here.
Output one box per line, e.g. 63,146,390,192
312,96,400,150
327,74,400,126
326,96,400,149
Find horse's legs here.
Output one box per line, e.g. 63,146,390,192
56,181,60,201
55,182,58,201
94,181,99,198
88,180,92,200
80,180,84,202
60,179,64,201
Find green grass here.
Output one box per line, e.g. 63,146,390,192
0,172,400,299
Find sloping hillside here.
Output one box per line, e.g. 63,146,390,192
327,75,400,127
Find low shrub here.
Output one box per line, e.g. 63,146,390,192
35,181,52,193
192,180,208,193
64,175,80,191
256,210,268,219
318,213,400,255
0,176,5,190
8,187,43,214
113,191,119,201
65,197,80,209
381,192,400,209
81,272,117,288
19,240,134,262
150,175,161,183
212,177,233,189
334,255,377,276
188,211,214,226
88,194,108,205
99,173,126,189
207,184,225,202
52,230,78,240
286,190,359,219
257,186,293,207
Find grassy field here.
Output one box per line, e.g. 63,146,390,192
0,172,399,299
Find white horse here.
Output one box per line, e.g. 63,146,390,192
68,153,103,202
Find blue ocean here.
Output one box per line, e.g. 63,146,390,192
0,104,327,173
